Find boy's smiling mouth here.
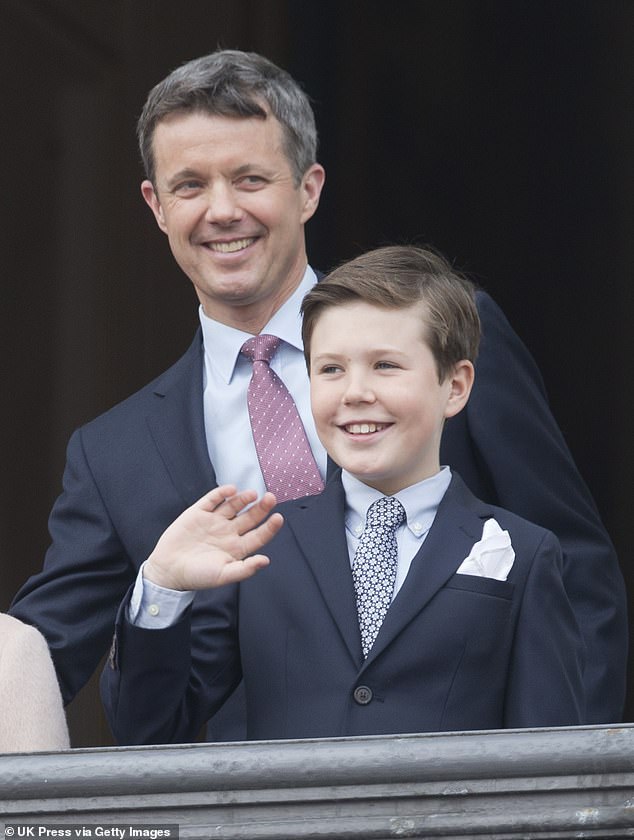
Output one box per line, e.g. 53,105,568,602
342,422,391,435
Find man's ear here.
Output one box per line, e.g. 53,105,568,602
444,360,475,419
299,163,326,225
141,180,168,234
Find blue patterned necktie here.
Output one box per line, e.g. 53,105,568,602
352,495,406,657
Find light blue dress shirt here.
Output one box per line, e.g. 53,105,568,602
200,265,327,497
342,467,452,599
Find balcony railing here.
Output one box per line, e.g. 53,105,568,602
1,723,634,838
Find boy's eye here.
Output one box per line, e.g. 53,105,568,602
320,364,342,374
375,361,398,370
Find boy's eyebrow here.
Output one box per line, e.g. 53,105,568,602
310,353,341,365
311,347,411,362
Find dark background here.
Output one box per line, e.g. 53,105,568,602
1,0,633,746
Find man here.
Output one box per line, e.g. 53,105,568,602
10,49,626,730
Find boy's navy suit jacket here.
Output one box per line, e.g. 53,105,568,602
10,291,626,724
102,470,585,745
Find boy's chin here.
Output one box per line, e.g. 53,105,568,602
344,462,438,496
345,467,399,496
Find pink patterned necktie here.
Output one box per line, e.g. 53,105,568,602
241,334,324,502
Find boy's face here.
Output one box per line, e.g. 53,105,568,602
309,300,473,496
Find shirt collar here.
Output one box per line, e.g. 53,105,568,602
198,265,317,384
343,467,452,539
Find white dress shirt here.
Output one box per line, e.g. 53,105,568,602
130,468,452,628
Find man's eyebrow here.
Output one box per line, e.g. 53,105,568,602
164,168,202,189
232,163,276,177
163,163,276,190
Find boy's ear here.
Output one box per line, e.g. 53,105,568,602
444,360,475,419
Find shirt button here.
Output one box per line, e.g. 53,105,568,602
411,521,423,534
148,603,160,617
353,685,373,705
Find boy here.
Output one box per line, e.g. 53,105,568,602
102,246,585,744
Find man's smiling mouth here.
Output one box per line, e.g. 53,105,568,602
206,237,257,253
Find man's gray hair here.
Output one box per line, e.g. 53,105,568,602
137,49,318,185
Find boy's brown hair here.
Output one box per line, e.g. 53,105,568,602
301,245,480,382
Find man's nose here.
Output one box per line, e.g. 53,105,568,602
204,182,242,225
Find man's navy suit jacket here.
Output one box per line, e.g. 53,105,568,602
10,291,627,724
102,471,585,745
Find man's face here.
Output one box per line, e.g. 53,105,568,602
309,301,473,495
143,111,325,331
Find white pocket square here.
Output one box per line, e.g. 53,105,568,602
456,518,515,581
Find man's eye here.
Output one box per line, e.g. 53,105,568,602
237,175,266,188
173,182,202,195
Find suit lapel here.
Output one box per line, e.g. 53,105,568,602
145,330,217,507
364,475,494,666
283,476,363,664
326,455,340,480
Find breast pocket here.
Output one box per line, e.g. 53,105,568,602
427,572,516,666
444,572,515,600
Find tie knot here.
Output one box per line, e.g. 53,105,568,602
365,496,406,532
241,334,281,364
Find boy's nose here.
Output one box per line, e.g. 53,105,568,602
342,375,376,405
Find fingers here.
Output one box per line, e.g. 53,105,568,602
194,486,283,556
198,485,241,512
196,486,279,527
238,511,284,556
198,485,275,517
232,493,278,535
219,554,271,586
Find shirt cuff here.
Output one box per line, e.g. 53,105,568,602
128,561,195,629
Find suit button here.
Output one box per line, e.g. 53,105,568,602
353,685,373,705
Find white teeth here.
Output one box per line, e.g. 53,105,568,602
208,237,255,253
345,423,386,434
